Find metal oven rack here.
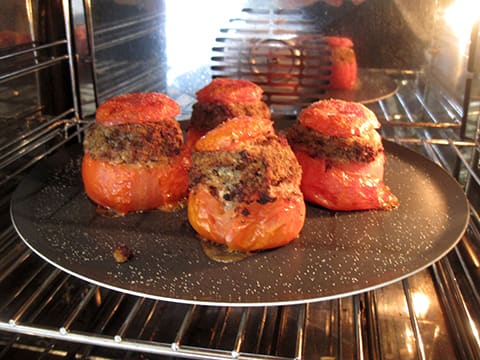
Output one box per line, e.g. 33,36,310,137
2,80,480,360
0,1,84,214
1,2,480,360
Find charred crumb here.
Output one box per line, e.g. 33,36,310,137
325,161,333,172
257,192,276,204
113,245,134,263
240,207,250,216
208,185,218,197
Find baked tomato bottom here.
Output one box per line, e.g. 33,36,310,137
295,149,398,211
187,184,306,252
82,152,189,214
329,61,357,90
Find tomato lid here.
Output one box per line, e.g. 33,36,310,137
196,78,264,104
324,36,354,48
96,92,180,126
298,99,380,137
195,116,274,152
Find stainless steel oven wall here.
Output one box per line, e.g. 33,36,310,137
464,20,480,210
71,0,252,118
0,0,81,228
73,0,444,117
71,0,169,117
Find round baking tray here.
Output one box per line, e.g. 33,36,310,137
11,141,469,307
320,68,399,104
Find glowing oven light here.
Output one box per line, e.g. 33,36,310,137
405,327,414,355
444,0,480,49
412,292,430,318
404,293,431,356
404,292,431,318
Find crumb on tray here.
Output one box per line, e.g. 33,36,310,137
113,244,134,263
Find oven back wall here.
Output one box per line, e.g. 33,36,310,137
71,0,450,118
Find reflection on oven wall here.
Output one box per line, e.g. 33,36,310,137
0,0,77,211
72,0,169,116
1,0,477,120
427,1,480,105
69,0,478,119
72,0,248,118
0,0,75,128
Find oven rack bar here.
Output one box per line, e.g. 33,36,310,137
416,125,480,360
217,7,318,38
1,131,479,360
0,265,294,359
0,109,74,155
0,2,82,191
83,10,167,105
1,79,479,359
0,118,86,188
95,59,166,102
93,13,163,52
0,323,291,360
0,234,476,359
0,40,69,83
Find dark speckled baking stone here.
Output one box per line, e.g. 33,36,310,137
10,141,469,306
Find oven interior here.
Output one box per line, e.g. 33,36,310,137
1,0,480,359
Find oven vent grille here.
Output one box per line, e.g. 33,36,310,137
211,8,332,115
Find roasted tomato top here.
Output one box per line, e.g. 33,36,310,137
298,99,380,137
195,78,264,104
194,116,274,152
324,36,354,48
96,92,180,126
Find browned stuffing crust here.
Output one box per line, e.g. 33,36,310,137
83,119,183,164
190,134,301,205
189,101,270,131
286,123,382,163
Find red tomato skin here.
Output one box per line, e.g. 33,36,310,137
188,184,306,252
323,36,357,90
298,99,380,138
324,36,354,48
186,116,273,153
194,116,274,152
329,60,357,90
82,153,189,214
96,93,180,126
185,127,207,152
295,149,398,211
196,78,264,104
